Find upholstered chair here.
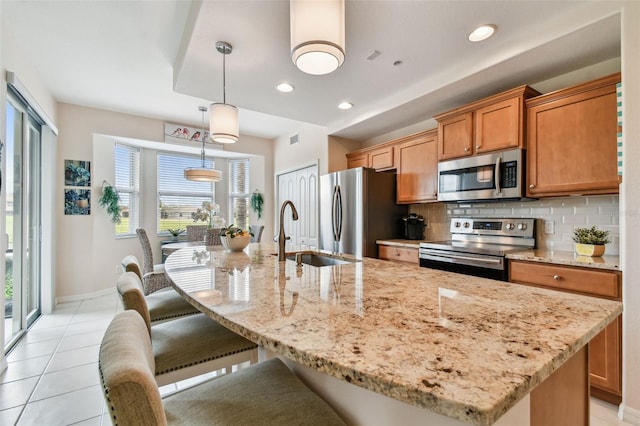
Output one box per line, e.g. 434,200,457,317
99,310,347,426
121,255,198,323
250,225,264,243
135,228,171,294
186,224,208,242
116,271,258,385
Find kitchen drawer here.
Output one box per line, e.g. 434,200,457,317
509,261,621,300
379,245,419,264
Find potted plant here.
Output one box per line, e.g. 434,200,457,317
99,183,122,224
250,190,264,220
572,226,611,257
167,228,185,241
219,224,253,252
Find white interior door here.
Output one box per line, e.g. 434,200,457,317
276,164,318,251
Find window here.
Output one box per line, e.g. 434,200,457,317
115,143,140,236
157,153,214,233
229,159,250,230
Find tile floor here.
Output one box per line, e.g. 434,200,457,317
0,291,633,426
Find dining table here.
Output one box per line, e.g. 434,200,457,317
164,242,622,426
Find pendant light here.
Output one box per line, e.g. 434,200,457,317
209,41,239,144
290,0,345,75
184,106,222,182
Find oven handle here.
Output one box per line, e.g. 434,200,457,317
494,156,502,196
422,252,502,264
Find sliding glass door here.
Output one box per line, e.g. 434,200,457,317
4,93,42,351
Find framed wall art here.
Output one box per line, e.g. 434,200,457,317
65,159,91,187
64,189,91,215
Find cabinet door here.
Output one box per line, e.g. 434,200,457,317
346,152,368,169
474,97,521,154
397,131,438,203
437,112,473,160
369,146,394,171
589,315,622,404
527,80,619,197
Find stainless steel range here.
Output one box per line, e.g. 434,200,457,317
419,217,536,281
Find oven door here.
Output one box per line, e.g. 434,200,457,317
437,149,523,202
419,248,508,281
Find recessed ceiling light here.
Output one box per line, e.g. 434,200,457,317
468,24,497,42
338,102,353,110
276,82,295,93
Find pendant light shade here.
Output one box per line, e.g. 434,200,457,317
290,0,345,75
209,102,239,144
185,106,223,182
210,41,239,144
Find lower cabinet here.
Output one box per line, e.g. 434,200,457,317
378,245,419,264
509,260,622,404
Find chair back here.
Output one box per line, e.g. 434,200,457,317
116,272,152,334
99,310,167,426
186,225,207,242
136,228,155,275
205,228,223,246
121,255,142,281
250,225,264,243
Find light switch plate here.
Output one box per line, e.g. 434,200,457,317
544,220,554,235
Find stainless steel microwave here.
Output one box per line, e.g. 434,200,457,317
437,148,528,202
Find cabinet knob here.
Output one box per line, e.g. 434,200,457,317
529,184,535,189
464,147,470,152
476,145,481,150
553,275,561,280
395,250,400,256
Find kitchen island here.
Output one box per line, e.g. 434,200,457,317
164,243,622,425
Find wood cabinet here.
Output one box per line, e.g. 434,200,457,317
346,143,395,171
396,129,438,204
378,245,419,264
434,85,540,161
509,260,622,404
526,73,621,197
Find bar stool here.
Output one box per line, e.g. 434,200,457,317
116,271,258,385
121,255,198,323
99,310,347,426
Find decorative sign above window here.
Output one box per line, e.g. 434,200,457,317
163,122,223,149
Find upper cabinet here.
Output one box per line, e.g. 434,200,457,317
346,142,395,171
434,85,541,161
396,129,438,204
526,73,621,197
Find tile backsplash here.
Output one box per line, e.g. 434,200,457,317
411,195,620,255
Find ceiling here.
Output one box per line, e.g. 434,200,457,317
1,1,621,142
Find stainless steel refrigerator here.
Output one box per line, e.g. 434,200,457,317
320,167,408,259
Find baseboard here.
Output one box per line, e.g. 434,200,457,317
55,287,116,304
620,404,640,425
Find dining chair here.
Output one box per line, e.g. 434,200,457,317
186,224,208,241
116,271,258,386
205,227,223,246
136,228,171,294
121,255,198,323
99,310,347,426
250,225,264,243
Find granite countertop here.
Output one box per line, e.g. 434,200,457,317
165,243,621,425
507,249,621,271
376,239,426,248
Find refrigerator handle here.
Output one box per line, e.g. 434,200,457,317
332,185,339,241
335,185,342,242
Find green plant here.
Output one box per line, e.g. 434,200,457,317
250,191,264,219
99,184,122,224
220,224,253,239
167,228,185,237
572,226,611,245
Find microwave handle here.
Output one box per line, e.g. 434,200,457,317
494,157,502,196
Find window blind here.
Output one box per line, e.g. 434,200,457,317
114,143,140,236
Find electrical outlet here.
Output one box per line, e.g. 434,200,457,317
544,220,554,235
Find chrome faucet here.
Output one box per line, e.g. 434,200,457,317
278,200,299,261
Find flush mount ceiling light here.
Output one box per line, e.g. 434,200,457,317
290,0,345,75
276,82,295,93
338,101,353,110
468,24,497,42
185,106,222,182
209,41,239,144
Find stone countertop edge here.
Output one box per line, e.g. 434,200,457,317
506,249,621,271
165,244,623,425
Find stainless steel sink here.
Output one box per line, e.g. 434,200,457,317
286,253,359,267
